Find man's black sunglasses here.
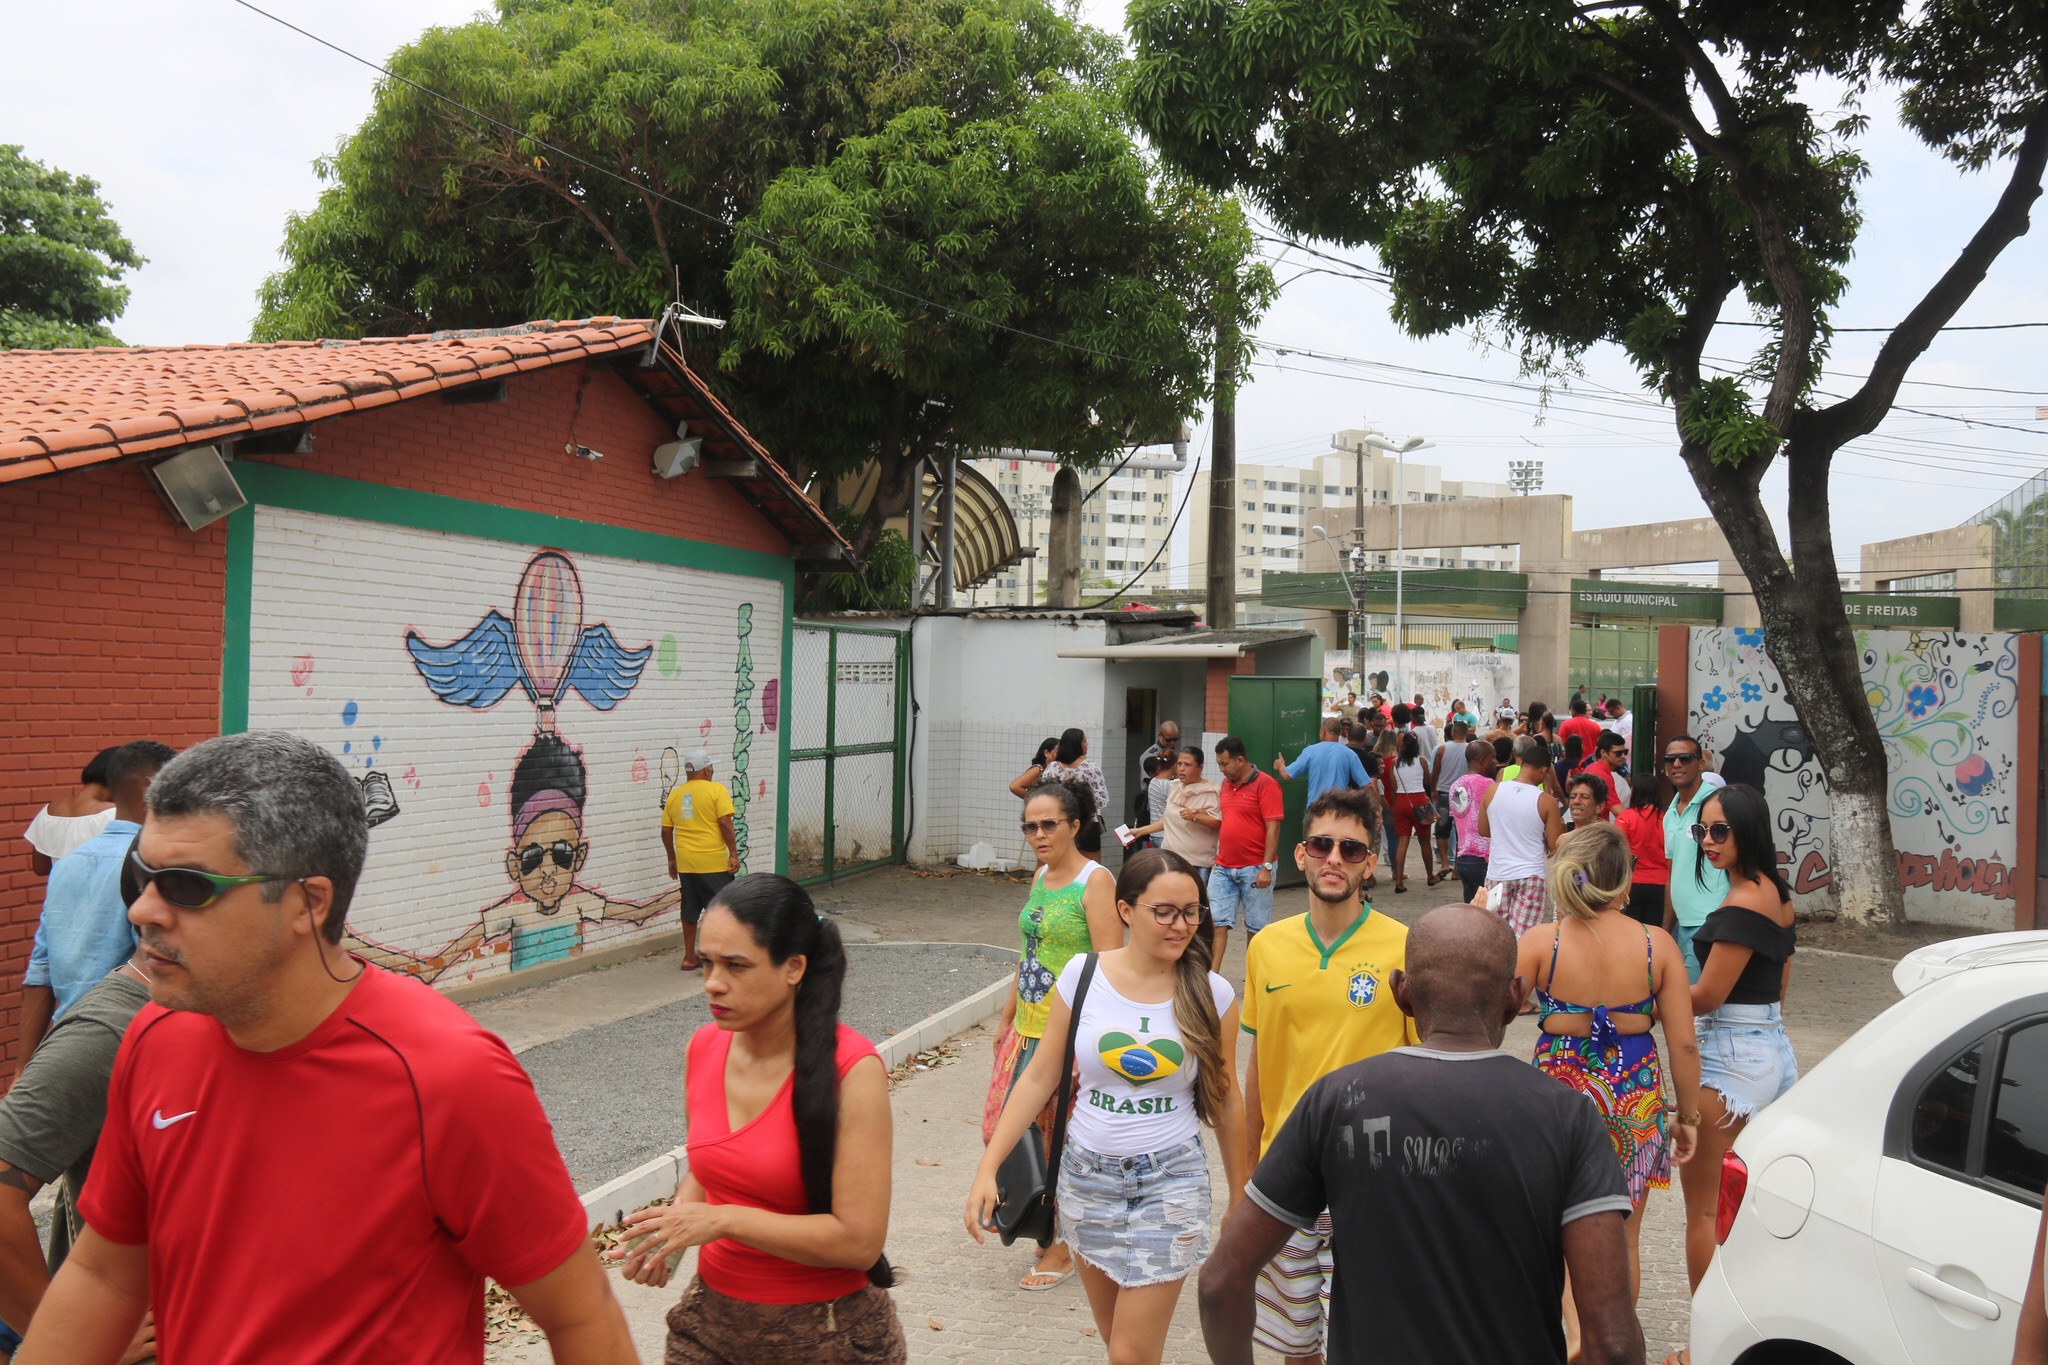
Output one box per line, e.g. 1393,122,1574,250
1301,835,1374,864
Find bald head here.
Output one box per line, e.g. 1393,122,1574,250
1391,904,1523,1046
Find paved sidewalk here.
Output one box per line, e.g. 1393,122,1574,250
490,932,1902,1363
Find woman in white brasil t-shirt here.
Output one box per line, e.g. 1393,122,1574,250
968,848,1245,1364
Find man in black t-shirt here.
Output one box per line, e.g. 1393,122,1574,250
1197,904,1644,1365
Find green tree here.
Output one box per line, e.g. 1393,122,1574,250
0,145,142,349
255,0,1268,554
1128,0,2048,925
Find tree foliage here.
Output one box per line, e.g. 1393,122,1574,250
0,145,142,349
256,0,1269,549
1128,0,2048,922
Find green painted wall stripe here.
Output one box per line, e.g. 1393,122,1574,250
233,462,797,582
220,503,255,734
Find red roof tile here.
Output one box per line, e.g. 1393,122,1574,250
0,319,850,555
0,319,650,473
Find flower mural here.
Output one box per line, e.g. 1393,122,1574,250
1905,684,1940,718
1701,685,1727,712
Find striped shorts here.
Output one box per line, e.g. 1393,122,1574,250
1253,1210,1333,1356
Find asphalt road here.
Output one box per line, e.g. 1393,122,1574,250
521,942,1016,1189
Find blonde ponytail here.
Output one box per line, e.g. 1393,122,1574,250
1548,823,1633,921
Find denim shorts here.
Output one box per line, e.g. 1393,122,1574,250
1209,864,1274,932
1698,1003,1798,1121
1057,1137,1211,1288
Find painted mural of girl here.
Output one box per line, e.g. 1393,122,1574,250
351,733,677,981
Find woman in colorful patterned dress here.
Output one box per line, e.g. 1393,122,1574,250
980,780,1119,1290
1516,822,1701,1357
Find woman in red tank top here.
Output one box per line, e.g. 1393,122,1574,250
611,875,907,1363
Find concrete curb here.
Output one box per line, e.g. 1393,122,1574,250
577,971,1014,1230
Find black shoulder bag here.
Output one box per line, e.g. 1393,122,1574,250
991,952,1098,1247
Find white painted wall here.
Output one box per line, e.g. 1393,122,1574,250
247,506,784,986
901,615,1113,865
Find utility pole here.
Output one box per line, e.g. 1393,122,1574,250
1206,307,1238,629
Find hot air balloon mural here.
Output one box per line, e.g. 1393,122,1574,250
404,550,652,730
352,550,677,982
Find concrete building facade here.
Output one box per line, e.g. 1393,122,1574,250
1188,429,1519,590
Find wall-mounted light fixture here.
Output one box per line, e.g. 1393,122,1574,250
148,445,248,530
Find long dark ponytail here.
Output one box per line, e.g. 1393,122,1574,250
708,874,894,1288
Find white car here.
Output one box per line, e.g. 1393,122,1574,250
1692,931,2048,1364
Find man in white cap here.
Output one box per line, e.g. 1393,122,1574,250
659,749,738,972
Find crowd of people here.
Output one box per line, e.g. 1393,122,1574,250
976,696,1802,1364
0,695,1801,1364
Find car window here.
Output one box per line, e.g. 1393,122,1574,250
1987,1021,2048,1193
1912,1042,1983,1174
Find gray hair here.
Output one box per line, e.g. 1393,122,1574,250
148,731,369,941
1514,735,1549,767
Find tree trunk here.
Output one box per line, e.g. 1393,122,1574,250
1686,435,1906,926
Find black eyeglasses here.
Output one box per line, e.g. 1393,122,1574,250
1020,819,1070,837
1136,901,1204,926
125,848,299,910
518,841,580,875
1690,822,1734,845
1661,752,1702,765
1301,835,1374,864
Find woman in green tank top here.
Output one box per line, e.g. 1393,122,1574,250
980,779,1117,1290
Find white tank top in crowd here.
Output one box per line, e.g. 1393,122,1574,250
1055,955,1234,1156
1485,780,1550,881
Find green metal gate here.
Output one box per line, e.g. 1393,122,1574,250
788,623,908,884
1227,675,1323,890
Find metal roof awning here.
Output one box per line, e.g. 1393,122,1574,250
1057,642,1253,660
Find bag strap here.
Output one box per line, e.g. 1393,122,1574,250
1043,952,1098,1186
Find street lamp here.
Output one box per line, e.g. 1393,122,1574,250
1360,433,1432,703
1014,491,1045,603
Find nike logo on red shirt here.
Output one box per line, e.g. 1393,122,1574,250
151,1109,198,1130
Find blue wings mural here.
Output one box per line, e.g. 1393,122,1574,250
406,611,532,709
560,626,653,711
404,553,654,714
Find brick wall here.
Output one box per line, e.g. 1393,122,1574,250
0,361,798,1061
0,465,228,1056
255,366,790,557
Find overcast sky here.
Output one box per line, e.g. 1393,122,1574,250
9,0,2046,590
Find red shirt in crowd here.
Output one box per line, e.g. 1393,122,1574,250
1216,769,1284,868
1557,714,1604,755
80,965,589,1364
685,1022,877,1304
1616,806,1670,886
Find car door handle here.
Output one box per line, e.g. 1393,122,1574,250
1906,1267,2001,1321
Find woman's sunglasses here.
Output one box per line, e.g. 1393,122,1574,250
1020,819,1072,836
1301,835,1374,864
1689,822,1734,845
124,847,298,910
517,840,580,875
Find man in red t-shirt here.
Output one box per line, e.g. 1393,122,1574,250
1210,736,1285,971
1556,696,1603,760
23,732,634,1365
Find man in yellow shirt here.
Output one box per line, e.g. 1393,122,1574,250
1239,785,1416,1363
660,748,737,971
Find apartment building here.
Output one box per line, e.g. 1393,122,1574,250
966,454,1178,604
1187,430,1519,589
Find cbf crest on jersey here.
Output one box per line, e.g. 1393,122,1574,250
1347,969,1380,1009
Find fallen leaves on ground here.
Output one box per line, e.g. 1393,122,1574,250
887,1041,962,1085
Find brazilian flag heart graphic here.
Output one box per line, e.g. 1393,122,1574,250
1098,1032,1184,1085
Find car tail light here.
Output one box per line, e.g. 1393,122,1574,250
1715,1151,1749,1245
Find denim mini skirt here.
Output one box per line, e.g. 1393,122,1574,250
1057,1136,1211,1288
1698,1002,1799,1121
